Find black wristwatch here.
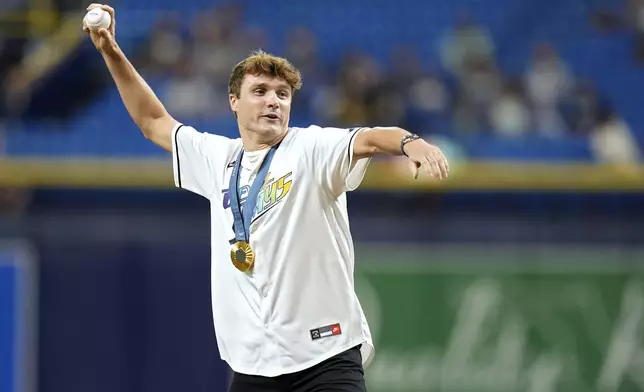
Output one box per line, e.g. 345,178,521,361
400,133,421,157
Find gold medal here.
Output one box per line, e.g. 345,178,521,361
230,241,255,272
228,143,281,274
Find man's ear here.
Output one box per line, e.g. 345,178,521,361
229,93,238,113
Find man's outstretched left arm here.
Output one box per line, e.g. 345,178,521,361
353,127,449,180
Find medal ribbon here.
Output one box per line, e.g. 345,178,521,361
229,143,280,243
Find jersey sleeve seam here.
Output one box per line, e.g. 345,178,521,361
174,124,185,189
346,127,366,170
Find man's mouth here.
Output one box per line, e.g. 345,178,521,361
263,114,279,120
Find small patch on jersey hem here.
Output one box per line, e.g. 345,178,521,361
310,323,342,340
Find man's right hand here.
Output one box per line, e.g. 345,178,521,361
83,4,117,56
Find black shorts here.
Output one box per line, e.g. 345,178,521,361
228,345,366,392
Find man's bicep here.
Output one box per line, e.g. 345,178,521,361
305,126,371,196
351,127,378,160
143,115,178,152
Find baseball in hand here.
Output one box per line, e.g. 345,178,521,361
84,8,111,30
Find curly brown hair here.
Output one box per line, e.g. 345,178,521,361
228,50,303,98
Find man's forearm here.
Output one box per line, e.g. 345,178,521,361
354,127,414,158
102,45,168,134
355,126,448,180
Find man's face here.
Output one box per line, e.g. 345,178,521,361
230,73,292,138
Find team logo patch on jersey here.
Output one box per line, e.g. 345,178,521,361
253,171,292,220
223,172,293,221
223,171,294,245
222,172,293,219
310,323,342,340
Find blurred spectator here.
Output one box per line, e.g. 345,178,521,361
284,27,327,122
560,80,602,135
212,2,243,38
591,9,622,32
388,46,425,95
314,51,382,127
625,0,644,63
364,47,423,128
190,4,258,90
151,3,273,120
489,79,532,137
191,11,232,85
136,13,187,77
440,11,496,78
453,56,502,133
408,74,449,116
525,43,573,136
440,14,501,134
407,71,450,134
366,87,407,127
284,27,326,86
231,26,270,66
589,107,641,163
162,54,220,119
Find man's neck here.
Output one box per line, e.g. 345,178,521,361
240,128,288,152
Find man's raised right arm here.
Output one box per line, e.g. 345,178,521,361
83,3,175,152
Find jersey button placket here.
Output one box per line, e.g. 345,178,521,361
259,281,271,329
258,282,272,369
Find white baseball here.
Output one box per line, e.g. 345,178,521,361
84,8,111,30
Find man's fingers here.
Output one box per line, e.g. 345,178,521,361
405,141,449,181
98,28,111,40
87,3,103,10
421,155,448,180
101,5,116,35
101,5,115,27
409,160,420,180
438,159,449,179
434,151,449,179
420,158,438,179
428,158,444,179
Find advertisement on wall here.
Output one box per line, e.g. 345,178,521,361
355,244,644,392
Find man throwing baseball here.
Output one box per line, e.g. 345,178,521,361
83,4,449,392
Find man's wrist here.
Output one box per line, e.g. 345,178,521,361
400,133,421,157
102,43,122,60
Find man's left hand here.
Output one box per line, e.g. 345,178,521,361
403,139,449,180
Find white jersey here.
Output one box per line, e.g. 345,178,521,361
171,123,375,377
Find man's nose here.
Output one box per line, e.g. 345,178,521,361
266,92,279,108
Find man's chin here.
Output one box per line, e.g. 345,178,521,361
257,125,285,135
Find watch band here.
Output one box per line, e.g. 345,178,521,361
400,133,421,157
